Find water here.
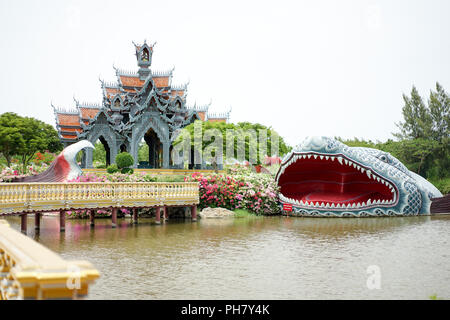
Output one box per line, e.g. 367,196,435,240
3,214,450,299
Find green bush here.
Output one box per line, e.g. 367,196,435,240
96,164,107,169
115,152,134,169
106,164,119,174
121,167,134,174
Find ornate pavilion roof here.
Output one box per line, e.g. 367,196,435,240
53,40,230,144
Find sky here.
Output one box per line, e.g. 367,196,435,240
0,0,449,147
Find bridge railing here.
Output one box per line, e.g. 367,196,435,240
0,182,199,215
0,220,100,300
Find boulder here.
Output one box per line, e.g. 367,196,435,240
198,207,235,219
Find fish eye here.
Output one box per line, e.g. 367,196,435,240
379,155,388,162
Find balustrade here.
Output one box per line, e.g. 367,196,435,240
0,220,99,300
0,182,199,215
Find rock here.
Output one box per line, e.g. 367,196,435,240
198,207,235,219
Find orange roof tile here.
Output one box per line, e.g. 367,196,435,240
120,76,145,87
61,134,78,140
60,128,82,133
106,88,120,95
171,90,185,97
80,108,99,119
57,114,80,126
197,111,206,121
208,118,226,123
153,76,169,88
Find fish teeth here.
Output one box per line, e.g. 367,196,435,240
344,159,348,165
356,203,361,208
320,203,325,208
325,156,329,160
320,155,324,160
326,203,330,208
347,203,352,209
367,199,371,206
330,156,335,161
336,204,341,209
307,155,312,159
337,156,343,165
366,170,371,179
331,203,335,208
313,155,318,159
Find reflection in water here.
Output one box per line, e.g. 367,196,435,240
2,215,450,300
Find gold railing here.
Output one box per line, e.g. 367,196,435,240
0,220,99,299
0,182,199,215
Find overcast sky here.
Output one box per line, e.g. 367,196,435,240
0,0,449,147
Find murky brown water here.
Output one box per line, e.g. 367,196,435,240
3,214,450,299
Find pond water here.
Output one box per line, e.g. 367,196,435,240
3,214,450,300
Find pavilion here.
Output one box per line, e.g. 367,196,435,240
52,40,230,169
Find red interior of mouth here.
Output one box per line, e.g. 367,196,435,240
278,155,395,206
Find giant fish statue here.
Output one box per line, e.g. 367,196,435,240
276,136,446,217
12,140,94,183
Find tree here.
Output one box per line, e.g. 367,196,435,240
0,113,24,167
395,86,433,140
428,82,450,143
115,152,134,174
0,112,63,172
93,141,107,166
174,120,291,165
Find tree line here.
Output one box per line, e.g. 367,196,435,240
339,82,449,194
0,112,63,172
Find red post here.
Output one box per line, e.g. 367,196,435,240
163,206,168,221
34,212,41,230
89,210,95,227
155,206,161,225
132,208,138,224
21,213,27,234
111,208,117,228
59,210,65,232
191,205,197,222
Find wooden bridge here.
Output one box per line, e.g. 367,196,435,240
0,182,200,234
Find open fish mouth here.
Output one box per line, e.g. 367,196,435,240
276,152,399,210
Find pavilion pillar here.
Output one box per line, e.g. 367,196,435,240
21,213,28,234
84,148,94,169
111,208,117,228
162,141,170,169
132,208,138,224
163,206,168,222
34,212,41,230
191,205,197,222
89,210,95,227
59,210,65,232
155,206,161,225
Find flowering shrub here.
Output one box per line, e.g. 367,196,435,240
1,162,281,216
32,151,55,166
0,163,48,182
186,166,280,215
